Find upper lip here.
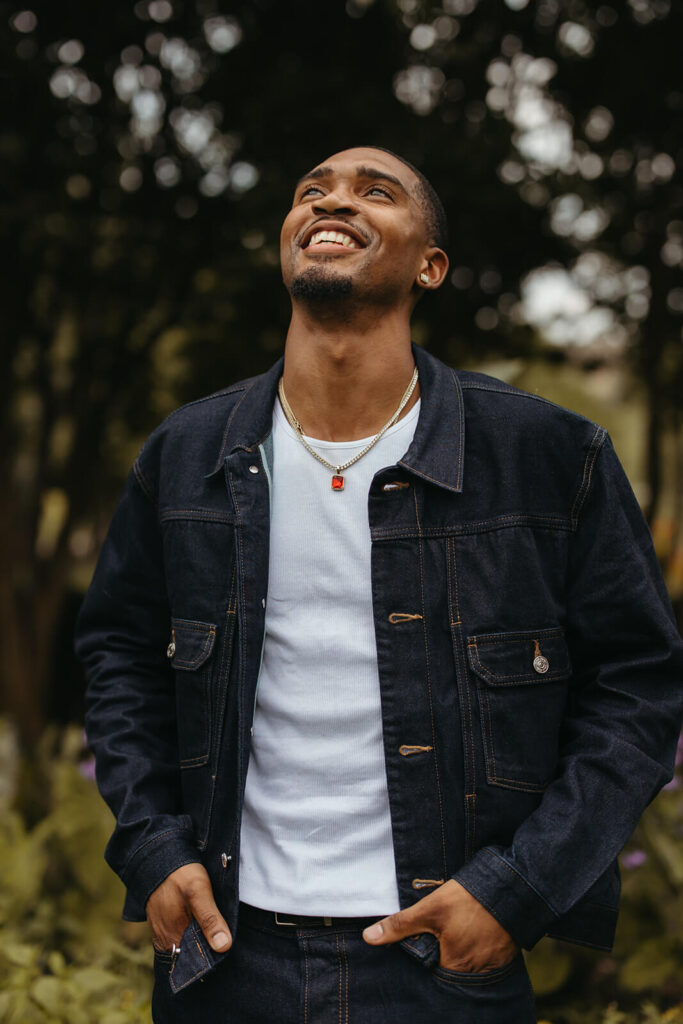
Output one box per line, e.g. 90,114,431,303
300,220,368,249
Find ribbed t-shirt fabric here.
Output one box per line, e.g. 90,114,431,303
237,396,420,915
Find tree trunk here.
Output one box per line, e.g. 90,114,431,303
0,504,71,747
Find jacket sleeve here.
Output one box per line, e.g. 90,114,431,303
74,460,201,920
452,433,683,949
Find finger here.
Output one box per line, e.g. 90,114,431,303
151,921,188,952
152,938,173,953
185,879,232,952
362,906,426,946
147,899,190,943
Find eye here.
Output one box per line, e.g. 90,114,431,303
367,185,393,199
300,185,324,198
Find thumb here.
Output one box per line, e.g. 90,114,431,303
186,879,232,953
362,905,426,947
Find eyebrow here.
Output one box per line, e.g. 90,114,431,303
296,164,410,197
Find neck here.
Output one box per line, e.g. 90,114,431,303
281,304,419,442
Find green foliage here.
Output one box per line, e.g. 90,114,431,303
537,1003,683,1024
0,721,152,1023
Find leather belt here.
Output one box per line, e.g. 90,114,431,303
239,901,382,930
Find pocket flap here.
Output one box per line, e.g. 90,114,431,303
467,628,571,686
170,618,217,670
168,920,226,994
400,932,440,969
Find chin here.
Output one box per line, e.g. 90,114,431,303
290,265,354,303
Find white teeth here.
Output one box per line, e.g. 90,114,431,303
308,230,359,249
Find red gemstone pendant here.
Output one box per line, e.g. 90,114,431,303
331,475,345,491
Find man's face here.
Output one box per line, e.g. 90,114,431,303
280,147,434,309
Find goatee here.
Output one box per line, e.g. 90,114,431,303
290,265,353,303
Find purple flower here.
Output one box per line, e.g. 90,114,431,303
621,849,647,870
78,756,97,781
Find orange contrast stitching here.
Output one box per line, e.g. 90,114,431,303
336,933,342,1024
342,932,349,1024
302,936,309,1024
447,537,477,857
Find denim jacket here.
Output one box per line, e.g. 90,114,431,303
75,345,683,993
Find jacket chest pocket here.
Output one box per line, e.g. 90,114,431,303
169,618,217,766
467,627,572,792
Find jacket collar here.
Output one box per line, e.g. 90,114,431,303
209,357,284,473
401,344,464,493
210,344,465,493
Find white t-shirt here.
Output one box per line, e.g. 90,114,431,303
238,396,420,915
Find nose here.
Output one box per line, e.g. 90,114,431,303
312,185,358,216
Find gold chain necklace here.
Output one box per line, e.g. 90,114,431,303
277,367,419,491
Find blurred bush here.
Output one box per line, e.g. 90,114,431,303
0,718,681,1023
0,719,152,1023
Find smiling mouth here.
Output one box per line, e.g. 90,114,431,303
301,224,367,252
306,229,360,250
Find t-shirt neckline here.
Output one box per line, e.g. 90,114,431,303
274,397,421,451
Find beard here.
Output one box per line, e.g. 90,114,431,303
289,264,354,304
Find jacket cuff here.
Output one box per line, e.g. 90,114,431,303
452,846,558,949
121,824,201,913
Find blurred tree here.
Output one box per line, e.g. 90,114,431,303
1,0,681,740
394,0,683,593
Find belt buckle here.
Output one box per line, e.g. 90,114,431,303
274,912,299,927
273,912,334,927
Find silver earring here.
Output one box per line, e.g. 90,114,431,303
419,272,429,284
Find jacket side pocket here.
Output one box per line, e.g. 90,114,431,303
169,618,217,767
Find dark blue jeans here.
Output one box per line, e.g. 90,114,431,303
152,908,536,1023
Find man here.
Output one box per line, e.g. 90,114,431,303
76,147,682,1024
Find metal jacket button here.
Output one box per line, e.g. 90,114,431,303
532,639,549,674
221,852,231,868
249,464,259,474
166,641,176,658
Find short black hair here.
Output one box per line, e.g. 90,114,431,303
365,146,449,251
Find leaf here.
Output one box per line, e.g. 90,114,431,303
0,937,39,969
525,939,573,996
603,1006,627,1024
621,938,679,993
47,951,66,976
3,989,49,1024
68,965,122,998
29,975,64,1013
100,1012,140,1024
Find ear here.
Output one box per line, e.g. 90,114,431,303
417,247,449,290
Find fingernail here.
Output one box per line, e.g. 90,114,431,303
212,931,231,949
363,923,383,941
